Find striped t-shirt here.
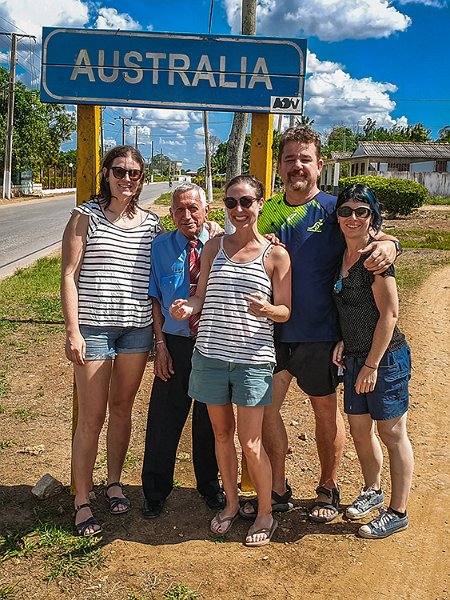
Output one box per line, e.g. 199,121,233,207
73,200,162,327
195,238,275,364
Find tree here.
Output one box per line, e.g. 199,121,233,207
437,126,450,143
0,67,76,176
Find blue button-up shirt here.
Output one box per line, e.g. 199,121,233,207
149,226,210,337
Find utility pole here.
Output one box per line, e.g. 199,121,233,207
225,0,256,184
151,141,154,182
203,112,213,203
1,32,36,200
115,116,131,145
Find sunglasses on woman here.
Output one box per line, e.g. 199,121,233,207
223,195,259,209
337,206,371,218
110,166,142,181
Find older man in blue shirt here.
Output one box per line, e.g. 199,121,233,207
141,183,224,518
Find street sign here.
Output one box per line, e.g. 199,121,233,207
41,28,306,113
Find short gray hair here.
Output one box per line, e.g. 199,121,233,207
171,183,207,207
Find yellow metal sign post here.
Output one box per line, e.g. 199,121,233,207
71,104,101,494
239,112,274,493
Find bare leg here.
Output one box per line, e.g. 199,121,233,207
377,413,414,513
106,351,149,510
262,369,292,495
207,404,239,534
348,414,383,490
237,406,274,544
72,360,112,533
309,392,346,520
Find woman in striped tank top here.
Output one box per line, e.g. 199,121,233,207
170,175,291,547
61,146,162,537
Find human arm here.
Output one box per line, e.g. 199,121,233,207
360,232,401,275
354,273,399,394
244,245,292,323
151,298,174,381
332,340,345,369
60,211,89,365
169,238,220,320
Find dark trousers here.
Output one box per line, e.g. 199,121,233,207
142,334,220,503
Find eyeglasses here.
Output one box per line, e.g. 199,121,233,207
110,166,142,181
337,206,371,218
223,196,259,209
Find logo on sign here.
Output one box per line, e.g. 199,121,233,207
270,96,302,113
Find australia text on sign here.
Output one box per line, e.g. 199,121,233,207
41,28,307,114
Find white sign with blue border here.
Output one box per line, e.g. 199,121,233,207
41,28,307,113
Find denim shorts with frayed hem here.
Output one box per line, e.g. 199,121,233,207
79,324,153,360
189,348,274,407
343,343,411,421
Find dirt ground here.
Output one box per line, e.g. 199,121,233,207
0,209,449,600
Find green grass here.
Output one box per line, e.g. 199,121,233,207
172,479,182,489
0,256,63,325
0,373,9,398
389,228,450,251
1,522,104,582
396,252,450,290
11,408,38,422
154,192,172,205
424,195,450,205
0,441,14,449
164,584,199,600
0,585,16,599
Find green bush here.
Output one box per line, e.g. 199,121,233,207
338,176,428,217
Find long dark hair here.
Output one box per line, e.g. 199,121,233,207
336,183,383,233
92,145,145,216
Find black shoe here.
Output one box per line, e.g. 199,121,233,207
142,499,164,519
202,489,226,510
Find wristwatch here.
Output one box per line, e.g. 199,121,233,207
392,240,403,256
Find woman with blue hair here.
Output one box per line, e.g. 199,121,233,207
332,184,414,539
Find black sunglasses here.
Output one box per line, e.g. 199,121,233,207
223,195,260,209
110,166,142,181
337,206,371,218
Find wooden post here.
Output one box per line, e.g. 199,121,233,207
238,112,274,493
71,104,101,494
250,113,274,198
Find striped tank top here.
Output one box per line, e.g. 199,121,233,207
195,238,275,364
73,200,162,327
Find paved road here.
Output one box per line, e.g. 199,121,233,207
0,183,169,280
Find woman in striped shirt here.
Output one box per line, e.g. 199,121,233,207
61,145,162,536
170,175,291,547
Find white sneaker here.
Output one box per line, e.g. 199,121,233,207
346,488,384,520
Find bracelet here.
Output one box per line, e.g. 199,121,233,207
364,362,377,369
155,340,166,345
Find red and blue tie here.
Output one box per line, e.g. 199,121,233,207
188,239,201,335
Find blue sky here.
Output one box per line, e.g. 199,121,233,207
0,0,449,170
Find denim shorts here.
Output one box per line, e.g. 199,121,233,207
188,349,274,407
79,324,153,360
343,343,411,421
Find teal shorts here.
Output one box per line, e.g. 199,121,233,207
189,349,274,407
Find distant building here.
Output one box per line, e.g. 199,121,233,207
321,142,450,196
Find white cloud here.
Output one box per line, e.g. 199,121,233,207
94,7,142,30
224,0,411,41
123,108,202,132
397,0,446,6
0,0,89,40
304,56,408,129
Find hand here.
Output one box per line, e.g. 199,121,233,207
361,240,397,275
205,220,224,238
154,343,174,381
263,233,285,248
332,341,345,368
244,292,270,318
354,365,378,394
169,298,192,320
65,331,86,365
